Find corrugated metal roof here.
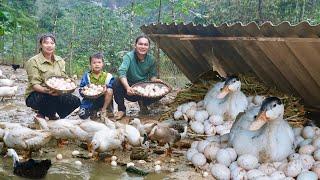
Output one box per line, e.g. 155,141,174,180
141,22,320,109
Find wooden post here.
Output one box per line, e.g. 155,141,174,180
156,0,162,78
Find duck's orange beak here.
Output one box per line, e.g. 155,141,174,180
249,111,268,131
217,86,230,99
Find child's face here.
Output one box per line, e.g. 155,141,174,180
91,58,104,73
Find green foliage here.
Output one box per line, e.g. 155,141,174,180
1,0,320,82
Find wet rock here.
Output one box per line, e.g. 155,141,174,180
130,147,148,160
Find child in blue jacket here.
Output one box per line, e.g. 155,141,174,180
79,53,114,120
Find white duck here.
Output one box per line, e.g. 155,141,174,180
3,126,51,158
129,118,157,136
203,81,224,107
88,127,125,159
35,117,109,146
229,97,295,162
206,75,248,121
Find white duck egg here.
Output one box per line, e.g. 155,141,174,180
302,126,315,139
72,150,80,156
190,121,204,134
225,148,237,162
197,140,210,153
237,154,259,170
311,163,320,178
210,163,230,180
216,149,232,167
299,138,313,147
154,164,161,172
314,149,320,161
169,168,175,173
194,110,209,122
191,153,207,167
204,123,216,135
181,103,191,114
294,136,305,148
111,160,117,166
111,155,117,161
258,163,276,175
138,160,146,164
289,153,300,161
173,111,183,120
297,171,318,180
284,159,303,177
56,154,63,160
75,160,82,166
204,143,220,161
186,148,199,161
127,162,135,167
247,169,266,179
270,171,286,179
299,154,315,170
186,108,196,120
312,136,320,149
314,127,320,136
230,166,247,180
209,115,224,126
299,145,315,155
191,141,199,149
196,100,204,108
293,127,302,137
202,171,209,177
170,158,176,163
154,160,161,165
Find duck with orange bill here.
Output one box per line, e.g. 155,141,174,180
229,97,295,162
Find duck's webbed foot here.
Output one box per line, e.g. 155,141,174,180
57,139,69,148
22,150,32,159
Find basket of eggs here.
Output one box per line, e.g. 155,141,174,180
80,84,105,99
131,81,171,99
45,76,77,94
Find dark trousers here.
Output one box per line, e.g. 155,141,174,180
26,92,80,118
112,78,160,112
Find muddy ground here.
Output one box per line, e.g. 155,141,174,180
0,65,210,180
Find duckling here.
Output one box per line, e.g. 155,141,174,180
148,123,188,157
5,148,51,179
3,126,51,158
229,97,295,162
206,75,248,121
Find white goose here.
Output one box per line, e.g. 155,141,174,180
206,75,248,121
229,97,295,162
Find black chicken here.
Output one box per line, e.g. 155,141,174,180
6,149,52,179
11,64,20,71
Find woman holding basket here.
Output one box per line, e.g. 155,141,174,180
113,35,163,120
25,33,80,120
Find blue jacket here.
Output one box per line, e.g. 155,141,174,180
79,71,114,109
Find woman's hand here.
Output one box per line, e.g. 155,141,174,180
151,78,163,83
126,86,135,96
43,87,59,96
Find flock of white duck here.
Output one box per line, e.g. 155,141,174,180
172,75,319,179
0,114,188,171
0,69,18,99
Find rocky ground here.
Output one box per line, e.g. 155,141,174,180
0,65,208,179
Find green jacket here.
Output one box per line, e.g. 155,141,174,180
25,52,66,97
118,51,157,84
